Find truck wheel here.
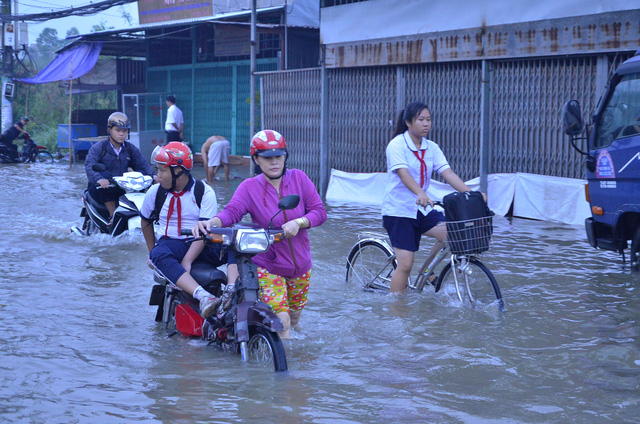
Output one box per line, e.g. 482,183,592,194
631,227,640,270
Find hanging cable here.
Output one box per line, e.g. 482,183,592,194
1,0,139,23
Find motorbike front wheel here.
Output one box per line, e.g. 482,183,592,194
36,150,54,164
247,326,288,372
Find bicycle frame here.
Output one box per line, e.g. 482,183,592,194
351,232,479,302
412,240,448,292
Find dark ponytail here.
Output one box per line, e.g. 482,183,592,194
392,101,430,138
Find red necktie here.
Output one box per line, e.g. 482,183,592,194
165,189,187,237
412,149,427,188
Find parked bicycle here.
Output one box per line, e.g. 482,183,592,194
345,202,504,310
0,133,54,164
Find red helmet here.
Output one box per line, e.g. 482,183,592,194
249,130,287,156
153,142,193,171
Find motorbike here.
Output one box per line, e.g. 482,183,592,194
70,163,153,237
148,194,301,372
0,133,54,164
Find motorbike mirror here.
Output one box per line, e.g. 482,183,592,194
92,163,107,172
562,100,584,136
268,195,301,228
278,195,300,210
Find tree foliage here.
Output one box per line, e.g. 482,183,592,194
11,27,117,151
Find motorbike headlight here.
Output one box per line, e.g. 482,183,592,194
114,172,153,191
234,229,270,253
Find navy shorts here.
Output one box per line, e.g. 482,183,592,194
150,237,235,284
88,183,125,204
382,210,445,252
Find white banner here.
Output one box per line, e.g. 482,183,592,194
326,170,590,226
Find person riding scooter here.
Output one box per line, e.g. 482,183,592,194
85,112,154,222
0,116,29,161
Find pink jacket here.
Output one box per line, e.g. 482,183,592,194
216,169,327,278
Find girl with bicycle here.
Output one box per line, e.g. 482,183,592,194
194,130,327,339
383,101,478,294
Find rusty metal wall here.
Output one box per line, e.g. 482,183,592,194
260,51,636,191
492,56,598,179
327,67,397,174
324,10,640,68
404,62,482,182
260,68,323,185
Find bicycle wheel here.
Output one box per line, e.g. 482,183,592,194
247,326,288,372
435,258,504,310
36,150,54,163
346,240,396,292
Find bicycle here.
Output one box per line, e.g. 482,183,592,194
345,204,504,310
0,133,54,164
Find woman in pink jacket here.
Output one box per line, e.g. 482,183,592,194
194,130,327,339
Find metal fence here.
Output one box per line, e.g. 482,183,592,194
260,68,323,184
147,59,278,154
260,52,635,193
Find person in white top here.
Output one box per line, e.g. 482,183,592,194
165,95,184,143
382,101,481,293
140,142,234,318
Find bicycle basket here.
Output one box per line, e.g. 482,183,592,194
445,216,493,255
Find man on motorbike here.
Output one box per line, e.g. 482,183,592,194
140,142,234,318
85,112,154,221
0,116,29,161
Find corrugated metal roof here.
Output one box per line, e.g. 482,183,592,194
66,5,287,40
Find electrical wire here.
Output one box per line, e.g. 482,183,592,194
1,0,139,23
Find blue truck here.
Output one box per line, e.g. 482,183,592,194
563,50,640,268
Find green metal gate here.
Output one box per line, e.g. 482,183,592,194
147,58,278,154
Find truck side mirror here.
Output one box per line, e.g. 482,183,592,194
562,100,584,136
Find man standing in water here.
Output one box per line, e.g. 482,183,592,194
165,95,184,143
204,135,231,183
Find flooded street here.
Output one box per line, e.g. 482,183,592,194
1,162,639,423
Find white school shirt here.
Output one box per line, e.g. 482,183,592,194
381,131,450,219
140,178,218,239
165,104,184,132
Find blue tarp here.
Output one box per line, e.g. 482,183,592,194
17,42,103,84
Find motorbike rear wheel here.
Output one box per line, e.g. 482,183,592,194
247,326,287,372
165,298,179,336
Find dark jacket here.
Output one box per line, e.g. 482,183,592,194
85,139,154,184
0,121,23,143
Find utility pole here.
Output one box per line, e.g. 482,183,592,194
1,0,14,132
249,0,256,176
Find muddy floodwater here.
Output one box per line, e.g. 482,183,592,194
1,162,639,423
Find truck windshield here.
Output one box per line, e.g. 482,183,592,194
594,72,640,148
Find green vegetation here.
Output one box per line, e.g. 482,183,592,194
10,26,117,152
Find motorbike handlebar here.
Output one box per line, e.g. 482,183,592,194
95,183,116,189
180,226,286,245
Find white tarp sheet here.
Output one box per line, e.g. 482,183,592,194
326,170,590,226
321,0,638,45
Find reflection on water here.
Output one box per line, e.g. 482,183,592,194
1,164,639,423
